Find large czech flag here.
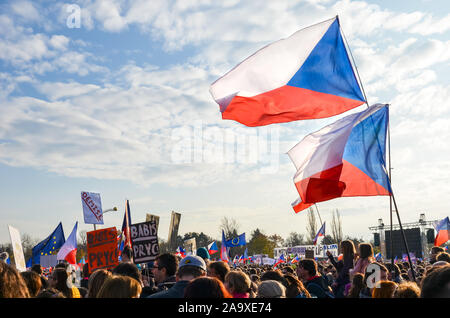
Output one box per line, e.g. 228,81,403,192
434,217,450,246
288,104,391,213
210,16,365,127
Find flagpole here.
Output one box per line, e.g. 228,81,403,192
314,204,323,226
341,24,416,281
388,120,394,267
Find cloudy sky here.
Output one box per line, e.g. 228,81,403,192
1,0,449,246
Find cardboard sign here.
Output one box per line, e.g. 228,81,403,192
8,225,26,272
184,237,196,255
130,221,159,264
81,191,104,225
146,214,160,230
87,227,118,273
167,211,181,251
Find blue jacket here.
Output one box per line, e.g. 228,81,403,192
147,280,189,298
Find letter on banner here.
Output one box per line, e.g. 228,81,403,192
130,221,160,264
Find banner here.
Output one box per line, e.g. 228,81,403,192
167,211,181,252
184,238,197,255
274,244,339,259
81,191,103,225
8,225,26,272
40,255,58,268
146,214,160,230
130,221,159,264
86,227,118,273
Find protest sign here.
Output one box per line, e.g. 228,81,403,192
86,227,118,273
146,214,160,230
8,225,26,272
81,191,103,225
274,244,339,259
130,221,159,264
184,237,196,255
167,211,181,251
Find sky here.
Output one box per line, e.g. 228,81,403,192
1,0,449,246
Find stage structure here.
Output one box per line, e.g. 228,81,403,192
369,213,439,259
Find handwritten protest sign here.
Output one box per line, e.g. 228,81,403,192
87,227,118,273
81,191,103,225
130,221,159,264
8,225,26,272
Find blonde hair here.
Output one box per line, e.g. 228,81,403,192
224,270,251,295
97,275,142,298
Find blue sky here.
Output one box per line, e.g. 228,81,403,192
1,0,449,246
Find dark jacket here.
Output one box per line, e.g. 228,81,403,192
304,276,333,299
147,280,190,298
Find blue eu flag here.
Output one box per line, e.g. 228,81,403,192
28,222,65,265
225,233,246,247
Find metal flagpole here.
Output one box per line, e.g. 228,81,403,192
388,121,394,266
340,18,417,281
314,204,323,227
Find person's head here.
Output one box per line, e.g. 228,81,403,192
196,247,211,262
49,267,72,298
393,281,420,298
0,262,30,298
177,255,207,281
152,253,178,284
430,246,445,264
257,280,286,298
31,264,42,275
112,262,142,286
20,271,42,297
87,269,112,298
358,243,374,259
207,261,230,283
260,270,289,288
385,263,401,280
364,262,388,289
282,266,294,275
97,275,142,298
0,252,9,263
36,288,65,298
297,259,317,280
347,273,365,298
284,273,310,298
436,252,450,263
224,270,251,296
372,281,397,298
121,245,133,263
341,240,356,258
420,264,450,298
184,276,232,298
55,262,68,270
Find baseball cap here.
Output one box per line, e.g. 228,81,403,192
179,255,207,271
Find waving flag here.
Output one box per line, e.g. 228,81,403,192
288,104,390,213
210,16,365,127
121,200,132,250
225,233,246,247
375,252,382,262
274,254,286,268
220,230,229,262
28,223,65,265
291,255,300,264
208,241,219,255
394,256,398,264
176,246,186,258
243,247,248,262
57,222,78,265
434,217,450,246
313,222,326,246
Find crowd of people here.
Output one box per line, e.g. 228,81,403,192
1,242,449,298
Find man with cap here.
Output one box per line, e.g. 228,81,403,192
148,255,207,298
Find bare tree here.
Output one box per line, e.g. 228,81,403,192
220,217,240,240
331,209,343,247
306,207,317,244
285,232,305,247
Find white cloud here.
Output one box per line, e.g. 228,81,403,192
10,0,41,22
